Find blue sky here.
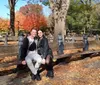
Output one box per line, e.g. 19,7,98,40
0,0,51,19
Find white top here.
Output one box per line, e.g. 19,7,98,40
27,36,34,47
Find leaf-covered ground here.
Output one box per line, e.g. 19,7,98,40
0,55,100,85
0,41,100,85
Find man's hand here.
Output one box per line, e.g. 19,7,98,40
22,60,26,65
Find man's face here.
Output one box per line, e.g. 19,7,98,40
38,30,43,38
31,29,37,37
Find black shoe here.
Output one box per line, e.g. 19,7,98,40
35,74,41,81
46,70,54,78
31,74,36,80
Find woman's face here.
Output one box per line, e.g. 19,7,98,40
31,29,37,37
38,30,43,38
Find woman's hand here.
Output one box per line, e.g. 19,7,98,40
22,60,26,65
42,58,46,64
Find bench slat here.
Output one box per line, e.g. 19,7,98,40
54,50,100,59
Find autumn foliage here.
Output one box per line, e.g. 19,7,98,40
15,12,26,29
0,4,47,32
22,14,47,31
15,4,47,31
0,18,9,31
19,4,43,16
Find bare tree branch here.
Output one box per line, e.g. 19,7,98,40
15,0,19,5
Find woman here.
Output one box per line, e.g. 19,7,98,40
37,30,54,78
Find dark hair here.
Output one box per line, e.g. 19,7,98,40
39,29,45,32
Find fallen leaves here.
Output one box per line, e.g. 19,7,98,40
0,56,17,63
0,41,100,85
0,65,16,72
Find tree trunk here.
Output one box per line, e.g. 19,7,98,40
10,6,15,36
54,18,66,41
49,0,70,42
8,0,17,36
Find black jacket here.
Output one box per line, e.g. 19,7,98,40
37,36,53,58
20,37,36,60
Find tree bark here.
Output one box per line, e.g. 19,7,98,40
54,18,66,41
10,6,15,36
49,0,70,41
8,0,18,36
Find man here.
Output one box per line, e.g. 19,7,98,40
37,30,54,78
20,29,45,81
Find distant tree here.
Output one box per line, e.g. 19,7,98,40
0,18,9,31
17,4,47,31
22,13,47,31
8,0,18,36
15,12,26,29
67,0,98,34
19,4,43,16
95,3,100,29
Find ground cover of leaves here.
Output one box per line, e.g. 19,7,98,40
0,55,100,85
0,41,100,85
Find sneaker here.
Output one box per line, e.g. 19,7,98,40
35,74,41,81
31,74,35,80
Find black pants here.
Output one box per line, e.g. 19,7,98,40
45,55,53,71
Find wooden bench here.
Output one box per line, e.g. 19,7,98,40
0,45,18,58
53,50,100,61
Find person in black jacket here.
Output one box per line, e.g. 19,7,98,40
20,29,45,81
37,30,54,78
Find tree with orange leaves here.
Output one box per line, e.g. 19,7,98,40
18,4,47,31
0,18,9,31
22,14,47,31
15,12,26,30
19,4,43,16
